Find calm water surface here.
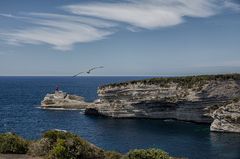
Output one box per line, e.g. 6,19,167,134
0,76,239,159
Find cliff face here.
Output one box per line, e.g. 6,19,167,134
210,100,240,133
86,75,240,129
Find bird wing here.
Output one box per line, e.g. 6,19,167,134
72,71,85,77
88,66,104,72
73,66,104,77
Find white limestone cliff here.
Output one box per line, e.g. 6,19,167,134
41,91,90,109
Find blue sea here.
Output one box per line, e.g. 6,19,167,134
0,76,239,159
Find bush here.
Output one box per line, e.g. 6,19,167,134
123,148,170,159
47,139,70,159
43,130,105,159
43,130,74,144
28,138,52,156
0,133,28,154
104,151,122,159
102,73,240,89
0,131,179,159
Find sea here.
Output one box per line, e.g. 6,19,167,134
0,76,239,159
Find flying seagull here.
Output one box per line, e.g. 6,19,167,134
72,66,104,77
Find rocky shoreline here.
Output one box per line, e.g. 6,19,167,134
41,74,240,133
41,91,92,109
210,100,240,133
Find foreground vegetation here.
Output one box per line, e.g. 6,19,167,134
0,130,181,159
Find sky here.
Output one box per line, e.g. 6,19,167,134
0,0,240,76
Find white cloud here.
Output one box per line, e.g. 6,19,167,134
1,26,112,51
0,13,116,51
224,0,240,11
64,0,220,29
0,13,14,18
0,0,239,51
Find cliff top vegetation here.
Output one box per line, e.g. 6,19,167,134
101,74,240,89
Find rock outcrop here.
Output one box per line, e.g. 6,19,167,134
85,74,240,132
41,91,90,109
210,100,240,133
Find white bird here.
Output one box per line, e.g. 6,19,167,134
72,66,104,77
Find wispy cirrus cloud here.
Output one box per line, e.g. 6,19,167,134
0,0,239,51
224,0,240,11
0,13,116,50
64,0,220,29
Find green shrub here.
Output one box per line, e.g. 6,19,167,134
43,130,105,159
0,133,28,154
104,151,122,159
47,139,69,159
123,148,170,159
0,131,179,159
102,73,240,89
43,130,74,143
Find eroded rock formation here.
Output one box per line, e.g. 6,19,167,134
210,100,240,133
41,91,90,109
85,74,240,132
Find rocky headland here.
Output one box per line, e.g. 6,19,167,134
40,74,240,133
85,74,240,133
41,91,91,109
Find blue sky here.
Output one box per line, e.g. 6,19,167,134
0,0,240,76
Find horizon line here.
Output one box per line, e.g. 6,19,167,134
0,72,240,77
